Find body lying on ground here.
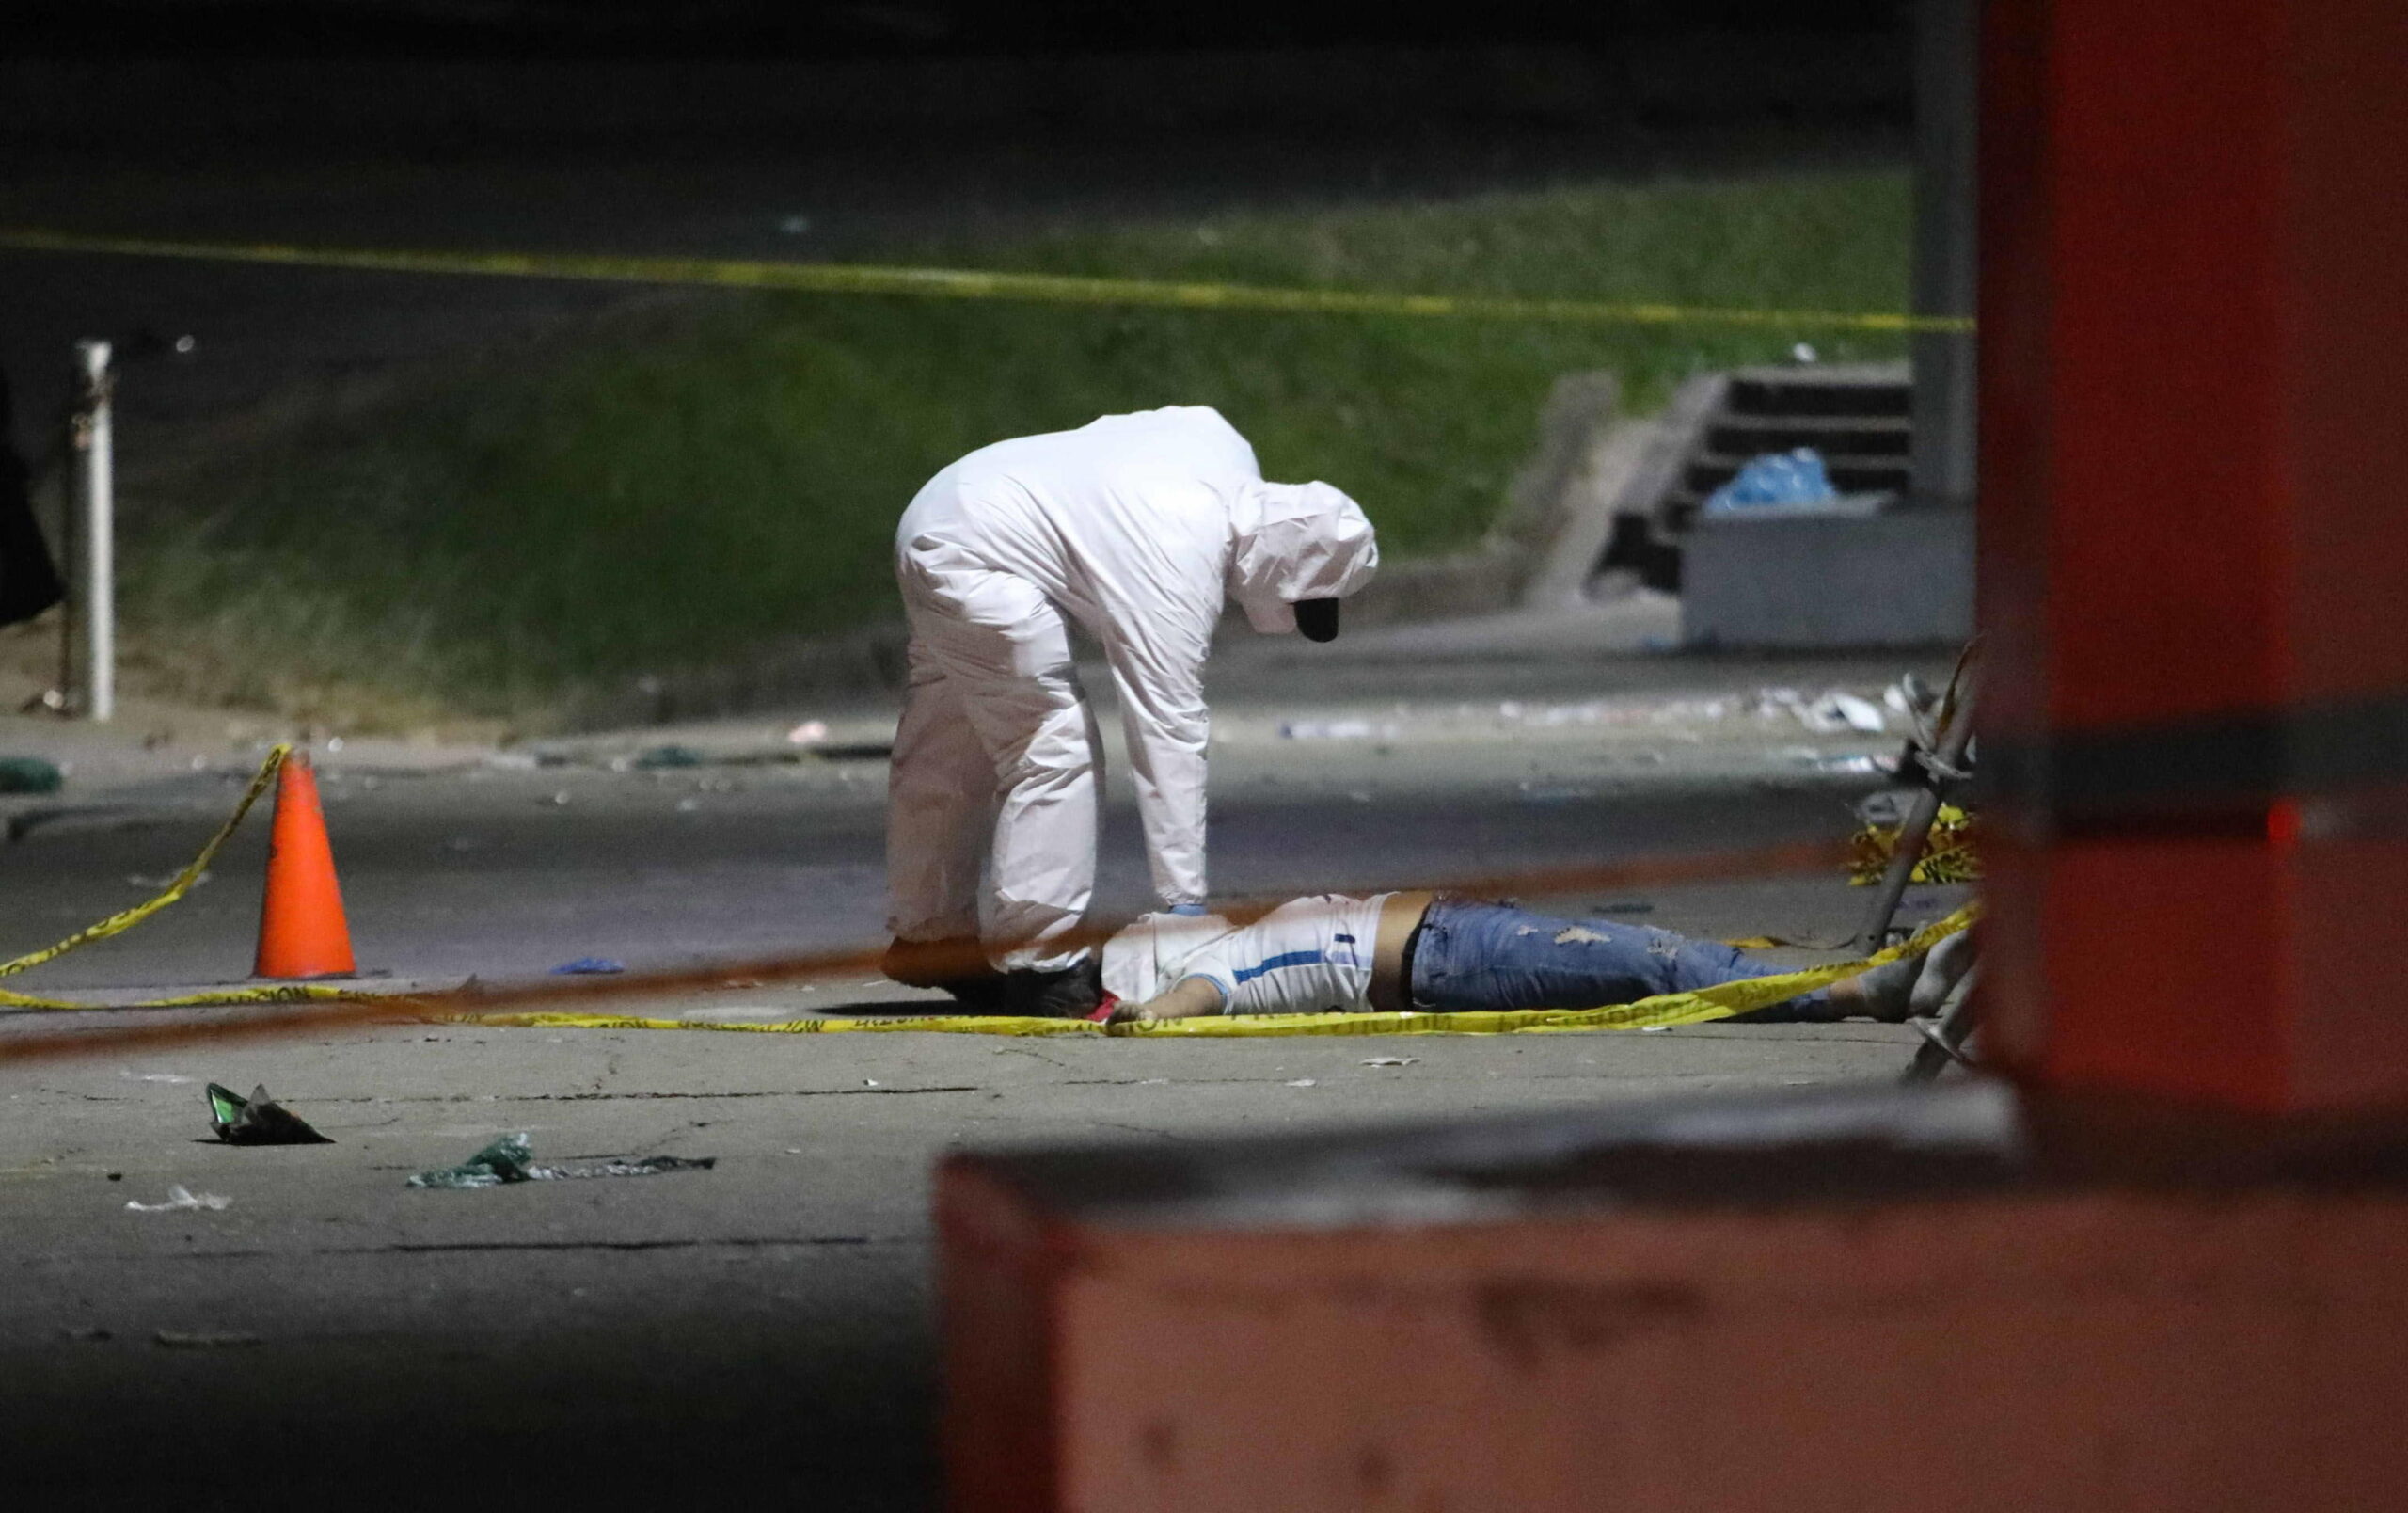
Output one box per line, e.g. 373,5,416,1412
1097,892,1972,1026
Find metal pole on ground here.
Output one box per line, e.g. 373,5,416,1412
67,339,113,723
1856,672,1977,949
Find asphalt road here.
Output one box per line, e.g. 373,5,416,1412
1,109,1940,1486
0,705,1968,1499
2,1013,1933,1499
4,747,1877,995
0,98,1956,1497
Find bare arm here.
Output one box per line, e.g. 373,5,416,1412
1107,974,1228,1026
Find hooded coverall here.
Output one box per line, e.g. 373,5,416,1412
886,406,1379,971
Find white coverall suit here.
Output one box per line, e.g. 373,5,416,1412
886,406,1380,971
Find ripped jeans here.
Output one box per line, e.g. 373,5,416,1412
1404,900,1830,1020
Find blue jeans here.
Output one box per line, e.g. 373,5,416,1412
1405,900,1830,1019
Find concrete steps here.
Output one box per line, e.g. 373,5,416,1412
1646,363,1917,534
1596,362,1972,650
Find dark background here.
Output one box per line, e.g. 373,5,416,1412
19,2,1908,62
8,3,1911,151
2,0,1914,451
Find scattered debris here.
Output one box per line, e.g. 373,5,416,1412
1855,790,1911,826
0,756,64,794
1360,1057,1419,1068
1887,673,1939,722
207,1083,334,1146
1754,687,1890,734
119,1071,194,1085
559,1155,716,1179
406,1133,717,1190
409,1136,536,1188
153,1330,261,1349
127,869,209,890
1278,718,1389,741
785,720,831,745
633,745,705,769
550,957,625,975
126,1185,230,1214
1800,692,1889,734
1800,753,1892,775
1640,1026,1672,1034
1285,1078,1318,1088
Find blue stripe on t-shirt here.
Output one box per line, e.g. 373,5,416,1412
1233,948,1325,984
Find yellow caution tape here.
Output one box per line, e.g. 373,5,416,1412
0,983,392,1012
457,904,1975,1038
1848,804,1982,885
0,744,289,985
0,735,1972,1035
0,227,1975,336
0,744,388,1012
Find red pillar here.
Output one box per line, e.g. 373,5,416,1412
1979,0,2408,1110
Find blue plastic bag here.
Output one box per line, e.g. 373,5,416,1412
550,956,626,975
1703,448,1838,516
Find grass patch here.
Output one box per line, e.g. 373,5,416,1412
123,170,1909,728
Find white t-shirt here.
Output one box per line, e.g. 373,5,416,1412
1101,894,1393,1015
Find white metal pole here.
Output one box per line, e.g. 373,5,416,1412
71,339,114,723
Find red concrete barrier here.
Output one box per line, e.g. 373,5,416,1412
1978,0,2408,1112
940,1085,2408,1512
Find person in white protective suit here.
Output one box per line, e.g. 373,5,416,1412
881,406,1380,1017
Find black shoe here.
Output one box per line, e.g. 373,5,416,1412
942,975,1013,1015
882,937,1008,1013
1003,960,1103,1019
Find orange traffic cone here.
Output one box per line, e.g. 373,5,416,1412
253,751,357,979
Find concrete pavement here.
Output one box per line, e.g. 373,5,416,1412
0,642,1971,1497
2,1005,1931,1496
0,644,1952,995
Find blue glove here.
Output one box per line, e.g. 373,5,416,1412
1167,902,1210,916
